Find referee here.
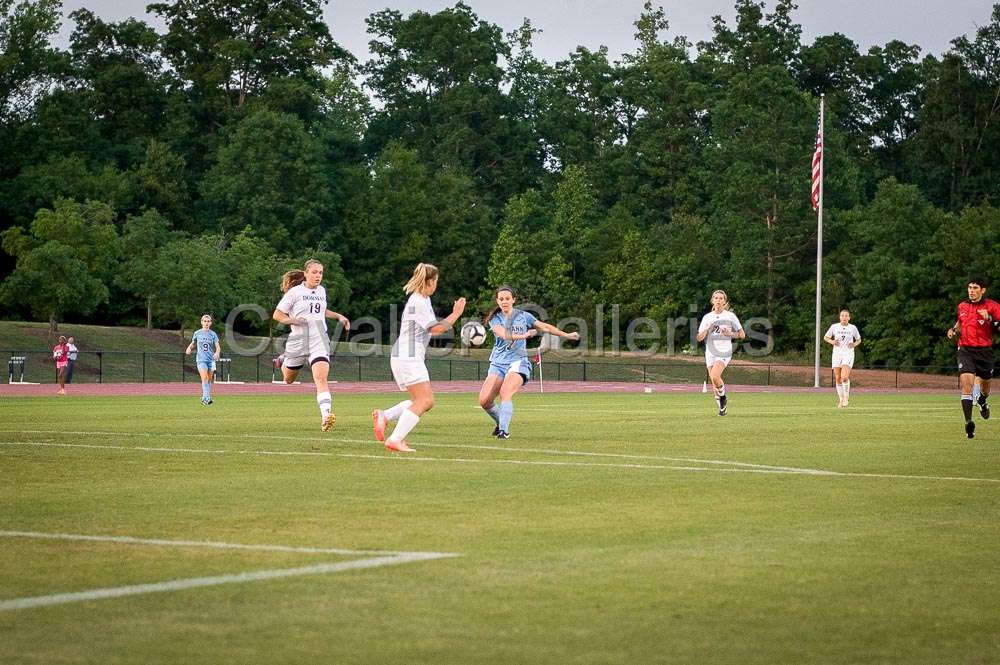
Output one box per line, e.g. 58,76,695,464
947,277,1000,439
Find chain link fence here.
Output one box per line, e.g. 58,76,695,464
2,350,960,389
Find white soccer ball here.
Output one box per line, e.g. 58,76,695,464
461,321,487,346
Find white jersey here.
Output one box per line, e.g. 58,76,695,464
392,293,437,360
276,284,328,333
825,323,860,349
699,310,743,358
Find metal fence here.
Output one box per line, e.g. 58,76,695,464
2,350,959,389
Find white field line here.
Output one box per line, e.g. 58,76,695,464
0,553,453,612
2,429,829,473
0,530,426,556
1,441,817,475
3,437,999,484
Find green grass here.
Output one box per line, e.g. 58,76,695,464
1,391,998,665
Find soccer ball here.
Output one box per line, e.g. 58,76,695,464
461,321,487,346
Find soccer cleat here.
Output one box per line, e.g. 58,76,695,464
718,404,727,416
491,425,501,437
321,413,336,432
385,439,415,452
718,394,728,416
966,420,976,439
496,430,510,439
979,399,990,420
372,409,387,442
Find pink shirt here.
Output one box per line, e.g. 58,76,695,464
52,343,69,367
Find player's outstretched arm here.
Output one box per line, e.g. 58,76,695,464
429,297,466,336
533,321,579,341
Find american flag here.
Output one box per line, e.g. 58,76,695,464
811,112,823,211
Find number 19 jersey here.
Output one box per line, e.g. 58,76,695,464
276,284,328,333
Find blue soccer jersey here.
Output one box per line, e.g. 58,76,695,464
489,309,537,367
191,329,219,364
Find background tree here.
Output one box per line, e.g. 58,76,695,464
0,198,120,332
117,209,178,328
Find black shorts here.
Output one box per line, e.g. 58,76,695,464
957,346,995,380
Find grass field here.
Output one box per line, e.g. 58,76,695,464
1,390,998,664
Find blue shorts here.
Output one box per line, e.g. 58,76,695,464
197,360,216,373
488,359,531,384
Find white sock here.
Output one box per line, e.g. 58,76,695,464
717,384,726,398
836,383,844,398
383,400,412,421
843,381,850,399
316,391,332,418
388,409,420,442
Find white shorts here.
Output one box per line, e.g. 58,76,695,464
832,350,855,368
283,326,331,368
705,352,732,368
390,357,430,390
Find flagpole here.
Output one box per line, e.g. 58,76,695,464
813,94,825,389
537,347,544,394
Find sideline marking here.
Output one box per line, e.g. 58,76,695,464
3,429,828,473
2,437,999,484
0,531,458,612
0,530,427,556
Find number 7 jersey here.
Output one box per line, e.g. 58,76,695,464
276,283,328,333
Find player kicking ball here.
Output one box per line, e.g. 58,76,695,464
372,263,465,452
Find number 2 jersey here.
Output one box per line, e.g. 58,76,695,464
276,284,328,334
698,310,743,357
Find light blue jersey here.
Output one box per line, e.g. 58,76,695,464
489,309,537,367
191,329,219,364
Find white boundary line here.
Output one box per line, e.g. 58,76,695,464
2,436,999,484
0,531,458,612
1,429,830,473
0,530,430,556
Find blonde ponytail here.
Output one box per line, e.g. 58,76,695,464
403,263,439,295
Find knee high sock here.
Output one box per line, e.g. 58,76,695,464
498,401,514,432
383,400,413,421
317,391,332,418
389,409,420,442
484,404,501,424
962,394,973,422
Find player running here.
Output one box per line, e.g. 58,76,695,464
272,260,351,432
697,290,745,416
824,309,861,408
947,277,1000,439
372,263,466,452
185,314,221,405
476,286,579,439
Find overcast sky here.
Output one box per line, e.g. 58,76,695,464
56,0,996,63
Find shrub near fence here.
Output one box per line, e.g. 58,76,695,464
0,350,960,389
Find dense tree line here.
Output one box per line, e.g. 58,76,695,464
1,0,998,365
